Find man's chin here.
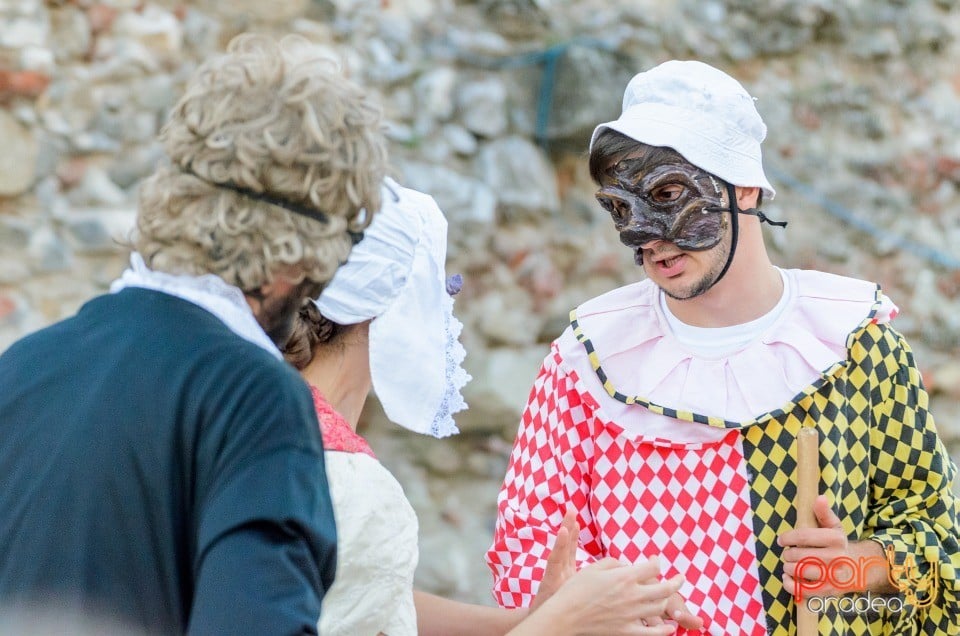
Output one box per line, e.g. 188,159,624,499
661,276,715,301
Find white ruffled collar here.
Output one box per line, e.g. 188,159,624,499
110,253,281,359
559,268,898,427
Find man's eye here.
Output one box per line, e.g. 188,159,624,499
650,185,684,202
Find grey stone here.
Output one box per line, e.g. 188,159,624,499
414,67,458,122
107,144,164,189
41,109,74,137
47,5,90,62
64,208,137,253
422,440,463,475
386,85,416,122
410,475,503,604
112,5,183,55
1,9,49,50
365,38,415,83
0,256,31,285
417,133,454,164
457,76,508,138
180,6,222,53
33,132,71,181
445,27,512,57
851,27,902,60
131,75,177,113
441,124,478,156
458,344,546,434
11,104,36,126
73,132,121,154
0,219,32,248
63,219,114,253
96,38,165,79
27,227,72,273
385,120,419,145
471,287,542,347
0,111,39,197
477,136,559,220
399,161,498,226
68,167,128,207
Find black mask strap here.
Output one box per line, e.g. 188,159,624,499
180,165,364,245
706,186,787,292
710,183,740,290
739,207,788,228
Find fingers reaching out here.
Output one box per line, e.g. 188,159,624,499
531,511,579,611
526,515,708,635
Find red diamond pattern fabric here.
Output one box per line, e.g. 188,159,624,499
487,348,766,635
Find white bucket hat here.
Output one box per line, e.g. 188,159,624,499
590,60,776,199
314,178,469,438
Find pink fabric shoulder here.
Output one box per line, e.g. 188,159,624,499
309,385,377,458
556,269,898,430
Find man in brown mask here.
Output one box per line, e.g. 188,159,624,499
488,61,959,635
592,118,787,307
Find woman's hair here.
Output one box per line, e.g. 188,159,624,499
283,299,349,371
133,33,389,292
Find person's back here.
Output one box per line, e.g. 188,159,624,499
0,287,334,632
0,32,389,634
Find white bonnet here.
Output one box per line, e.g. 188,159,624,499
590,60,775,199
315,178,469,437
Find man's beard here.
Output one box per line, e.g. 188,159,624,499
658,227,732,301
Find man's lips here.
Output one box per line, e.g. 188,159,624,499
632,247,686,267
640,249,688,277
649,252,684,265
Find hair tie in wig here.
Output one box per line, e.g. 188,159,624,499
178,165,366,245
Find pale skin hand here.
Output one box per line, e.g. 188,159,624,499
525,511,704,633
508,558,686,636
412,512,701,636
779,495,897,598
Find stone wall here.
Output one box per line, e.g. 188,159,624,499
2,0,959,605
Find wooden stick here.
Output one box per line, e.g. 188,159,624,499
796,427,820,636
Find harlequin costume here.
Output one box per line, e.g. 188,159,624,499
488,57,960,636
486,268,960,635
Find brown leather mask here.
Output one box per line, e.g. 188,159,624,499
595,161,730,252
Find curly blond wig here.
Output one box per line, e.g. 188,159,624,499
134,33,389,292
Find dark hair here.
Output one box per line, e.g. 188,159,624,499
282,299,349,371
589,130,687,184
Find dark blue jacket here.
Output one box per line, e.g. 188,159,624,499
0,288,337,634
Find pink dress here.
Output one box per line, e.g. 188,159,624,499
311,386,376,458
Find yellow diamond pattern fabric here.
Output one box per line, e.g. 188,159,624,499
570,310,960,635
